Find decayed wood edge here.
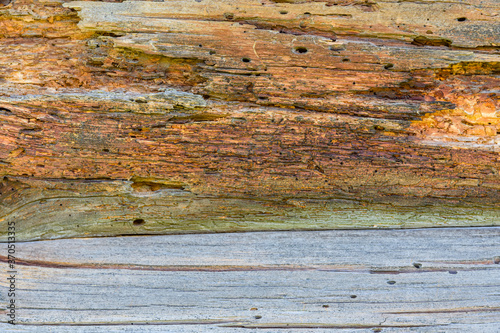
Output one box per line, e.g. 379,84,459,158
0,228,499,331
1,176,500,242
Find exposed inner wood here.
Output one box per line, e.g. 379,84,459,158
0,0,499,240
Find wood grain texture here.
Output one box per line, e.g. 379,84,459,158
1,228,500,331
0,0,499,240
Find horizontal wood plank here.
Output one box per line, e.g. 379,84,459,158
1,228,499,331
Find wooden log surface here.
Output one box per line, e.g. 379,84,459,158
0,0,499,240
1,2,499,331
1,228,500,331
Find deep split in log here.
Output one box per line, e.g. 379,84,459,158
0,0,499,241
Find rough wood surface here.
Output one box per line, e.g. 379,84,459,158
1,228,500,331
0,0,499,240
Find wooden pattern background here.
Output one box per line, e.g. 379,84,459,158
0,0,499,331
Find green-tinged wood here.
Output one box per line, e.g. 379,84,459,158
1,177,499,241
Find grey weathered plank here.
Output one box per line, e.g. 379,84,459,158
1,228,500,331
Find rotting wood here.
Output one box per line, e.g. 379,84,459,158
0,0,499,240
0,228,499,331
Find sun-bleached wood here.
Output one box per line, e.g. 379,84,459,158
1,228,500,331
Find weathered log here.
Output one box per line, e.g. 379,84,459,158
0,0,499,240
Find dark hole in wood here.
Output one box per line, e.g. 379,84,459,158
133,219,145,226
242,57,251,63
342,58,350,62
448,270,458,274
457,17,467,21
224,12,234,20
254,315,262,319
350,295,357,298
279,10,288,15
294,47,308,54
387,280,396,285
209,50,216,55
322,304,329,308
384,63,394,70
413,263,422,268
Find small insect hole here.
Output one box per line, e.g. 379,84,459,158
242,57,251,63
133,219,145,226
294,46,308,54
457,17,467,22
